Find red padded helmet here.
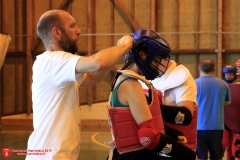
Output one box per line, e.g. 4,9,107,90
235,59,240,67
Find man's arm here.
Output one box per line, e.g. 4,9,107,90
76,35,133,73
224,101,231,105
79,71,112,88
78,35,133,87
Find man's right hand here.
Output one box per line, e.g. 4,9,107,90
178,136,187,144
117,35,134,49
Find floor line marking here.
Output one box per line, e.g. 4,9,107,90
91,132,110,149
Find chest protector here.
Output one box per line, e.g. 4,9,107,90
108,70,165,154
224,83,240,133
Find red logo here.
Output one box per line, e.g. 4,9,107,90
140,137,151,147
2,148,11,158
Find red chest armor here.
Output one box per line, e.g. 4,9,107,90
108,71,164,154
224,83,240,133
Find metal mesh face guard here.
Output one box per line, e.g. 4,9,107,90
131,29,171,80
222,65,237,83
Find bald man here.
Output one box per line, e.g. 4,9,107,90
195,58,231,160
26,10,133,160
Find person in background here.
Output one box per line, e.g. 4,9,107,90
195,58,231,160
141,52,198,159
222,65,240,160
235,59,240,82
107,28,196,160
141,52,197,146
26,9,134,160
222,65,238,84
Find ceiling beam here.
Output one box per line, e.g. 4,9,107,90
112,0,140,31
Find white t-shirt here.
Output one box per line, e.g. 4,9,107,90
26,51,86,160
161,75,197,106
151,61,197,106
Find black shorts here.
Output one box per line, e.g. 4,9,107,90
196,130,224,160
106,148,159,160
106,148,179,160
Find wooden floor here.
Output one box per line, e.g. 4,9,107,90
0,102,111,160
0,102,229,160
0,125,111,160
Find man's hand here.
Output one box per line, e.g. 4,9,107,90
178,136,187,145
117,35,134,49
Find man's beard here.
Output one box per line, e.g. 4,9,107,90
59,33,79,54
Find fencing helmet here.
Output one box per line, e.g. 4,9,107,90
222,65,237,83
125,29,171,80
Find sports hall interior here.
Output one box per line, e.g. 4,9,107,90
0,0,240,159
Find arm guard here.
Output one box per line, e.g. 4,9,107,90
138,119,196,160
160,104,192,125
164,125,184,140
138,119,160,150
156,133,196,160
